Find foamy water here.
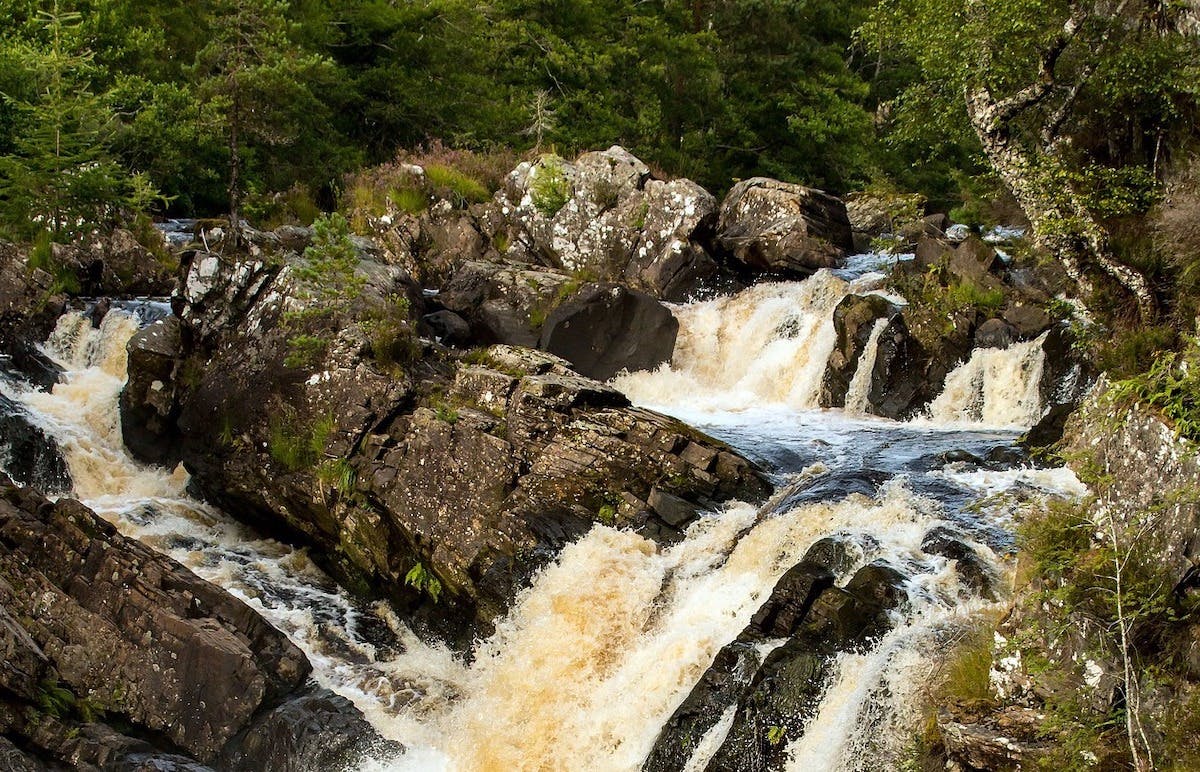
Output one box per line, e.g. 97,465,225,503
0,283,1086,772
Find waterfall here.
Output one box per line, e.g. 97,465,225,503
613,272,850,411
923,333,1049,428
844,318,888,416
0,290,1084,772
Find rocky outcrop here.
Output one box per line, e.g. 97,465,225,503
646,531,905,772
715,178,853,278
495,147,725,301
163,252,769,645
1062,382,1200,581
0,475,389,770
819,292,972,421
819,230,1086,421
120,315,184,465
0,243,67,386
937,705,1051,769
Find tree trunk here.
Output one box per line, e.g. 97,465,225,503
228,91,241,247
965,87,1157,322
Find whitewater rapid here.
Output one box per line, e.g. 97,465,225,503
0,267,1083,771
614,270,1051,430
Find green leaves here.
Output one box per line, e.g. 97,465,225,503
404,561,443,603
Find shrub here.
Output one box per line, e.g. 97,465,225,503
389,186,429,215
284,334,328,369
285,213,365,365
36,677,76,718
245,183,321,228
316,457,357,502
363,293,420,371
530,155,571,216
1109,335,1200,443
268,411,335,471
292,212,365,314
946,280,1005,312
1094,325,1177,379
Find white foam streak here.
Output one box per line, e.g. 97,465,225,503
923,333,1048,429
844,318,888,415
785,606,990,771
362,485,963,771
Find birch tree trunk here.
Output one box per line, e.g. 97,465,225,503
964,89,1158,321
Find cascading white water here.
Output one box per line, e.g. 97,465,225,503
359,484,996,772
923,332,1049,428
1,276,1084,772
615,270,1050,430
614,272,851,411
844,318,888,416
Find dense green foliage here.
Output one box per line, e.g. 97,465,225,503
0,0,886,226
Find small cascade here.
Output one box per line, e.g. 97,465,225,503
11,311,182,503
923,332,1049,428
844,318,888,415
613,271,850,411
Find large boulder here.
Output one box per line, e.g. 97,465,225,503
437,260,574,347
715,178,853,278
0,475,391,770
538,283,678,381
121,315,184,464
496,147,727,300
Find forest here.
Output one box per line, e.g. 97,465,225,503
2,1,1197,340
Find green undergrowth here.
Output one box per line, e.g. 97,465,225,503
268,411,335,471
27,230,81,295
404,561,443,603
1108,335,1200,444
890,262,1005,348
530,155,571,216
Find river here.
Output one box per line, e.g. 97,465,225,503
0,265,1085,771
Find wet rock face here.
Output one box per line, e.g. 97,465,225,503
120,315,184,465
645,535,905,772
438,261,681,379
715,177,853,278
539,282,679,381
820,293,896,408
0,394,71,493
218,687,402,771
0,476,391,771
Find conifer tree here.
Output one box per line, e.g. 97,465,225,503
0,0,156,239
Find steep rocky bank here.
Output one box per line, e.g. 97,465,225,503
0,474,392,770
